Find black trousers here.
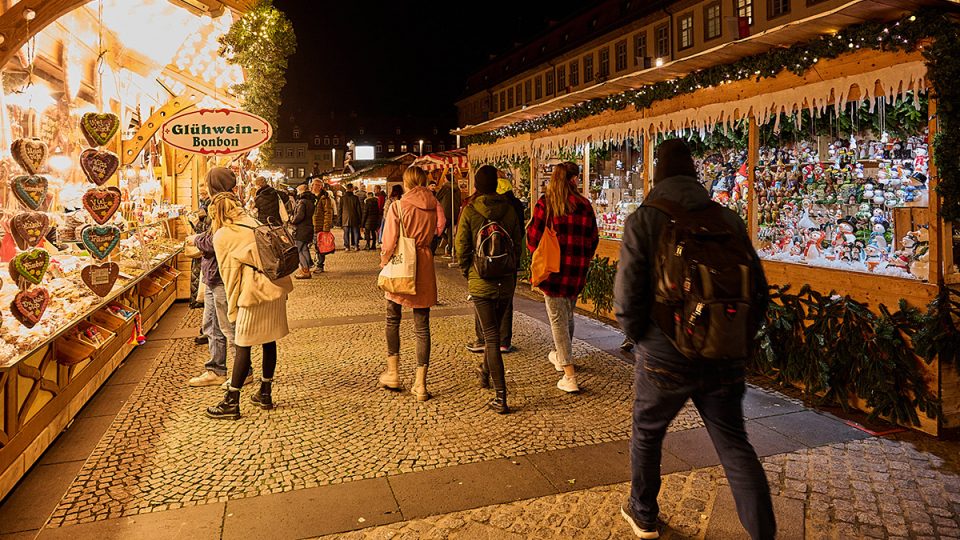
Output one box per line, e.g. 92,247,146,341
473,296,512,392
474,295,514,347
386,300,430,366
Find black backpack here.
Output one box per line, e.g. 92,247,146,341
645,199,758,361
474,219,517,279
237,221,299,281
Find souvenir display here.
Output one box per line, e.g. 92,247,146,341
12,175,49,210
9,248,50,287
80,112,121,148
80,262,120,298
697,150,749,220
586,141,646,240
10,212,51,250
11,138,48,175
79,149,120,186
81,225,122,260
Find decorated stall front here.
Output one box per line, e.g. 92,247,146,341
462,5,960,436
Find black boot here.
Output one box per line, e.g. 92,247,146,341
477,363,490,389
207,389,240,420
250,378,275,410
487,390,509,414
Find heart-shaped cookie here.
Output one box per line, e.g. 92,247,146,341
81,225,121,260
82,187,121,225
11,211,50,250
9,248,50,287
81,112,120,147
12,175,48,210
81,262,120,298
11,287,50,328
80,149,119,186
11,138,48,174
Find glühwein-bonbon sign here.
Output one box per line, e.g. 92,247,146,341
162,109,272,155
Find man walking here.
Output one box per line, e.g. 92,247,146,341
614,139,774,539
435,173,461,256
339,183,362,251
253,176,283,225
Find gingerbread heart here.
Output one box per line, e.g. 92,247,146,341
81,225,121,260
80,149,119,186
11,211,50,250
81,112,120,147
81,262,119,298
11,138,48,174
9,248,50,287
82,187,121,225
11,287,50,328
12,175,48,210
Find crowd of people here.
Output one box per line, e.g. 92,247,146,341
181,139,777,539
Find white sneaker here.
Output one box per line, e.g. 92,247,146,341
220,374,256,390
557,375,580,393
188,371,226,387
547,351,563,372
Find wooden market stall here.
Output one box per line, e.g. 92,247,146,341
460,1,960,436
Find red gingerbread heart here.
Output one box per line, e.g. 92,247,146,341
11,138,48,174
11,287,50,328
81,262,120,298
80,149,119,186
82,187,121,225
10,211,50,250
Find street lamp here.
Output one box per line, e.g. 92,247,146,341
419,139,424,156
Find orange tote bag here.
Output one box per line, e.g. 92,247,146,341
530,221,560,286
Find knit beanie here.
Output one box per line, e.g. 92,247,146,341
475,165,499,194
206,167,237,195
653,139,698,183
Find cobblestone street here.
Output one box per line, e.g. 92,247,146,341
0,250,957,539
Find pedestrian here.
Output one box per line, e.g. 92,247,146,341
614,139,774,539
185,167,252,389
339,183,362,251
377,166,446,401
374,184,386,211
253,176,284,225
311,179,334,273
291,184,317,279
455,165,524,414
435,173,462,256
205,178,293,420
381,184,403,242
526,162,598,394
361,188,382,250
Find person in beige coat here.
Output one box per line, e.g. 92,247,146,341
377,166,446,401
205,188,292,420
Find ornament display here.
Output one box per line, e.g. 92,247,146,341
82,187,121,225
11,138,49,174
80,262,120,298
81,225,121,260
79,149,120,186
9,248,50,287
12,175,49,210
80,112,120,147
10,212,50,250
11,287,50,328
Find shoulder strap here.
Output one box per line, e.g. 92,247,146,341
395,201,406,237
643,198,689,220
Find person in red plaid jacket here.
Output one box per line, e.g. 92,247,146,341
526,162,599,393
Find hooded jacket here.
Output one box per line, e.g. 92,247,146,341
312,191,334,233
380,186,447,308
456,193,525,299
361,194,382,230
254,185,283,225
291,191,317,243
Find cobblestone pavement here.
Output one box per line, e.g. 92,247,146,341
46,250,701,527
320,437,960,540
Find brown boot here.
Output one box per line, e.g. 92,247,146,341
378,355,401,390
294,268,311,279
411,366,430,402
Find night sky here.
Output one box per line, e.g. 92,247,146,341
274,0,587,127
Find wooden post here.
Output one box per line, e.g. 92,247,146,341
927,96,946,284
747,115,759,247
583,141,591,197
643,131,655,197
529,152,539,203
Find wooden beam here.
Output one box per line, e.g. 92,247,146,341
643,132,654,197
747,115,759,247
927,95,943,285
121,94,200,165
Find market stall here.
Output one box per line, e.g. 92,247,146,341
461,4,960,436
0,0,256,498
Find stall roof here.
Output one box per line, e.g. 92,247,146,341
343,154,416,183
411,148,468,171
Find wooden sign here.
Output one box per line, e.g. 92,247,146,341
162,108,272,156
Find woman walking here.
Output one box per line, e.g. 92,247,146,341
526,162,599,393
291,184,317,279
312,180,334,273
377,167,445,401
455,165,524,413
205,180,293,420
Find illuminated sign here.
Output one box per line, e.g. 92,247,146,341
162,108,272,155
354,145,375,160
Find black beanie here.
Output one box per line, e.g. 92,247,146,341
474,165,499,194
653,139,698,183
206,167,237,195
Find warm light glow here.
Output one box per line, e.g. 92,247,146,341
655,58,664,67
49,148,73,171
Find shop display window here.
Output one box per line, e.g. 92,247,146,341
587,140,645,241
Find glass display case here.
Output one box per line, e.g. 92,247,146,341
587,140,646,241
697,148,749,221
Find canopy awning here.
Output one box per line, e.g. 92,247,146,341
411,148,469,171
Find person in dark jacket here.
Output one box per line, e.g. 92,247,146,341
339,183,362,251
614,139,774,540
291,184,317,279
253,177,283,225
311,179,334,273
361,190,382,250
455,165,524,414
435,175,462,256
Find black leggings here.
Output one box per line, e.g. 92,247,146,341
230,342,277,389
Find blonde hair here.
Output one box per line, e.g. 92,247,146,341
546,161,581,218
403,166,428,190
208,192,245,232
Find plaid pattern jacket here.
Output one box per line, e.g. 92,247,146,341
526,194,599,298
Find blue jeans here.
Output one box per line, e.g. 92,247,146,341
343,226,360,249
202,283,235,376
295,240,313,269
630,328,775,540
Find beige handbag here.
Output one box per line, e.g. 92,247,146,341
377,202,417,295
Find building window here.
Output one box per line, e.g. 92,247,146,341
297,167,305,178
376,143,383,153
286,148,293,158
768,0,789,19
333,137,339,146
287,168,294,178
439,142,446,151
313,136,321,146
400,143,408,153
615,40,628,72
736,0,754,25
524,79,532,103
388,142,395,153
396,128,401,135
583,54,594,82
359,128,364,135
274,148,281,158
323,136,330,145
569,60,579,86
499,90,506,112
545,71,555,95
507,87,514,109
535,76,543,99
292,129,300,139
634,33,648,66
678,13,694,50
296,148,304,158
557,65,566,91
656,24,670,59
426,143,433,153
491,93,498,114
598,47,610,78
705,2,722,40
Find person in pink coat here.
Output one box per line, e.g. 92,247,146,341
377,166,446,401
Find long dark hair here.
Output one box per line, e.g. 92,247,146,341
390,184,404,199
